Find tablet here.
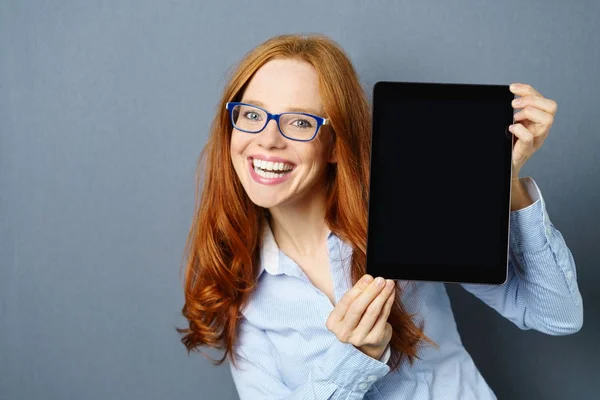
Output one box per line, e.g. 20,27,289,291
366,81,515,284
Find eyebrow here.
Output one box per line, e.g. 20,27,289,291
241,99,325,116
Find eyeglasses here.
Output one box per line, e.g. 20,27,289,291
225,102,329,142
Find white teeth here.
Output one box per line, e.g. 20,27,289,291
254,165,288,179
252,158,294,172
276,162,288,171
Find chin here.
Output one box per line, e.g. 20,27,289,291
246,193,282,210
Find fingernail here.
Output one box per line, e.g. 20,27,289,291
375,277,384,286
362,275,373,284
513,98,521,105
510,84,517,90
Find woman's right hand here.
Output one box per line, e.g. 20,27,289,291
325,274,396,360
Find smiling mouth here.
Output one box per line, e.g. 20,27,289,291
250,157,295,178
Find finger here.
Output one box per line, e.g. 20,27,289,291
513,106,553,126
364,286,396,344
510,124,535,166
342,277,387,330
327,274,373,324
512,95,558,115
510,83,542,98
508,123,534,142
352,280,395,341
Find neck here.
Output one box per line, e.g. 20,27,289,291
267,182,331,258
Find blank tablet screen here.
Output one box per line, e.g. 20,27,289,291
366,81,515,284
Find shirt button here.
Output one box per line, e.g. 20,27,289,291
358,382,368,390
367,375,377,382
566,270,573,280
546,225,551,236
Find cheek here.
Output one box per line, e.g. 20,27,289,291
230,130,248,159
304,142,328,169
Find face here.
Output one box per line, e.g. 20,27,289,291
230,58,336,210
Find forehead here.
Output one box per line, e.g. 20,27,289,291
241,58,324,115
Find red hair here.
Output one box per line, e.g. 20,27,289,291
177,33,436,372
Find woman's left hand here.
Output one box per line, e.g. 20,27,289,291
508,83,558,179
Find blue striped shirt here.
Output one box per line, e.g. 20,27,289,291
228,177,583,399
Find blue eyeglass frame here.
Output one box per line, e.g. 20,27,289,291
225,101,329,142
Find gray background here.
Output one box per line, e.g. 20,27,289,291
1,0,598,399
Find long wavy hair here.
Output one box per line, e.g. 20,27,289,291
177,33,436,372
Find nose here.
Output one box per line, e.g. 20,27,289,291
257,118,285,149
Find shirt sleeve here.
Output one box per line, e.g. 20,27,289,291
229,316,391,400
460,176,583,335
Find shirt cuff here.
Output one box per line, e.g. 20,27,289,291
379,344,391,364
318,339,390,394
509,176,553,253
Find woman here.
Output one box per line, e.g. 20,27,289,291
178,34,583,399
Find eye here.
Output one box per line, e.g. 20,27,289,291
243,111,262,121
291,118,313,128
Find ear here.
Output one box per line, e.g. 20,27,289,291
327,129,337,164
328,147,337,164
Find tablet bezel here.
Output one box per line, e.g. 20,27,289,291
366,81,515,285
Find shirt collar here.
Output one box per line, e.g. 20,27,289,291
257,218,280,277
